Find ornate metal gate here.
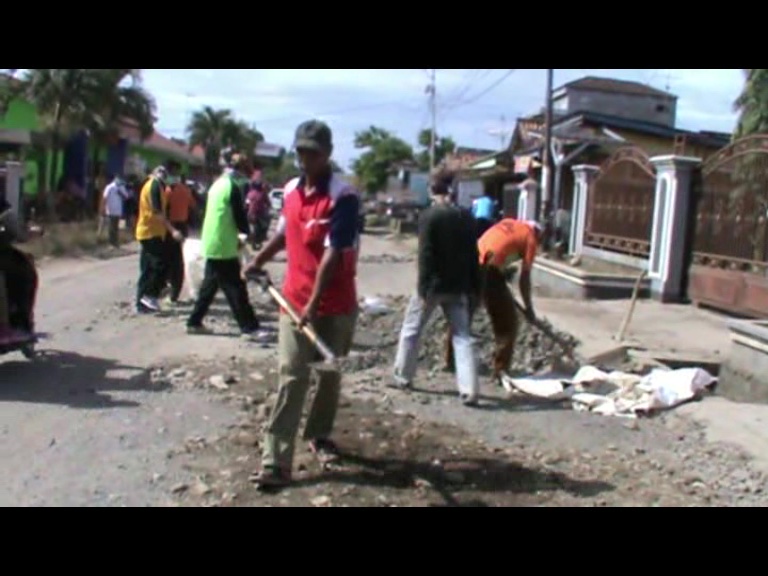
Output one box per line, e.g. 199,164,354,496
687,135,768,317
585,147,656,258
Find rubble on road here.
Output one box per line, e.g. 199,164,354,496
502,365,718,419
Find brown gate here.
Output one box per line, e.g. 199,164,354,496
687,135,768,318
585,147,656,258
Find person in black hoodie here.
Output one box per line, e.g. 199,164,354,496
391,174,481,407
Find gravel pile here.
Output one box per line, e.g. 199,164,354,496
347,295,581,376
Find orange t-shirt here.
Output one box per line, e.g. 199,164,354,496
166,183,197,223
478,219,538,271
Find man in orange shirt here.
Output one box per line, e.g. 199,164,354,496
163,161,198,303
446,218,543,384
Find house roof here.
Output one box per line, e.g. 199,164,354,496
443,147,499,172
560,110,731,148
558,76,676,99
514,110,731,151
454,146,496,157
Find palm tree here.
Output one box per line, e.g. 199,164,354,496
83,69,156,180
187,107,264,176
186,107,235,177
225,120,264,159
4,69,99,213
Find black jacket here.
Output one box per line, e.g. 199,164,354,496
417,203,480,299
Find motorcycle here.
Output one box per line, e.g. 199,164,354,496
0,264,39,360
0,206,41,360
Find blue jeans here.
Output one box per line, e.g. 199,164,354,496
393,293,479,397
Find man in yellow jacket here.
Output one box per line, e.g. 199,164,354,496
135,166,184,314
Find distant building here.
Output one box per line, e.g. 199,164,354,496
441,146,497,173
254,142,284,161
455,75,730,221
551,76,678,128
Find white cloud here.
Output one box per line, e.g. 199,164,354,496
141,68,744,169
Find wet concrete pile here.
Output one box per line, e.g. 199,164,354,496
345,295,581,377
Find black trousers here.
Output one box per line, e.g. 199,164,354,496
107,216,121,247
187,258,260,333
0,247,37,332
137,237,168,306
165,222,188,302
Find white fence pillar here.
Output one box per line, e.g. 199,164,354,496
648,155,702,302
2,162,24,221
517,179,539,222
570,165,600,255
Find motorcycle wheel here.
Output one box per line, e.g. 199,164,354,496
21,343,36,360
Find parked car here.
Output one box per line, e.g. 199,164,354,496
268,189,284,213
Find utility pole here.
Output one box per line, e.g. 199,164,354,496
488,114,514,150
427,69,437,174
540,68,554,229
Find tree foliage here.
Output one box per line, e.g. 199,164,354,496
1,69,156,209
730,69,768,262
734,69,768,138
186,106,264,176
415,128,456,172
351,126,414,195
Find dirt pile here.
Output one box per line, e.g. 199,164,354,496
346,296,581,377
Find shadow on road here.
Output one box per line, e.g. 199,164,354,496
159,302,279,326
294,452,615,507
0,350,170,409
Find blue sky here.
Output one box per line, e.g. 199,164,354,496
142,69,744,169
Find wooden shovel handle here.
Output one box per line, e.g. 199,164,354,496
266,285,337,363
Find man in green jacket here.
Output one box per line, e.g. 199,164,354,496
186,149,268,342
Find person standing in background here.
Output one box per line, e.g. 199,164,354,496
101,174,127,247
471,191,497,239
245,180,271,249
135,166,184,314
163,161,198,304
186,150,267,341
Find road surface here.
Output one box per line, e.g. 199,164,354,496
1,232,767,506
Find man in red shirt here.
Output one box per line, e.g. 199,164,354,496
242,120,360,489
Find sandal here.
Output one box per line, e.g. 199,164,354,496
309,438,341,465
251,466,291,491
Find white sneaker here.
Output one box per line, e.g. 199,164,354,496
241,330,273,344
140,296,161,312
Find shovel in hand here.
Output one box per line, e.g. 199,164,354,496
247,269,337,367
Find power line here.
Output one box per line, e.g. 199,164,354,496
439,69,492,109
442,69,516,111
